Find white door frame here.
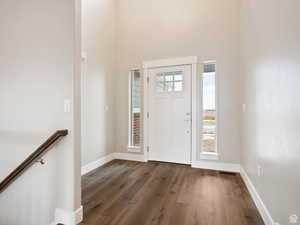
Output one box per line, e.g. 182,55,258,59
143,56,198,164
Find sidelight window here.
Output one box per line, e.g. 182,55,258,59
201,62,218,156
128,69,141,150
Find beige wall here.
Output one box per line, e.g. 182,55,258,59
0,0,80,224
81,0,116,167
115,0,242,163
240,0,300,223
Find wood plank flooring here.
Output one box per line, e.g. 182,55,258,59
80,160,265,225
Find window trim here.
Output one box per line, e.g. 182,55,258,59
200,151,219,160
199,61,219,159
128,69,141,152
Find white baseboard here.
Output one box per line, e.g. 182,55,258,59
192,160,240,173
81,153,146,176
240,167,274,225
83,155,237,174
114,152,147,162
81,153,115,175
52,206,83,225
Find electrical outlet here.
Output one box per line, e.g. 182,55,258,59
289,214,298,223
82,51,87,61
257,165,263,177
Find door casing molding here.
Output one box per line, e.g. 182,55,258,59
143,56,198,163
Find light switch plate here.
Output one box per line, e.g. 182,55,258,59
64,99,71,113
242,104,247,113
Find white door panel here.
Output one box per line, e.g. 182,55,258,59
148,65,192,164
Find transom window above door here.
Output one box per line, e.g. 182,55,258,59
156,71,184,92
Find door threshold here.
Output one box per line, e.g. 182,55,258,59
148,160,191,166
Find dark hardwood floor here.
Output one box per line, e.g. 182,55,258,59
80,160,264,225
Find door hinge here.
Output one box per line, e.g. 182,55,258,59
147,146,150,152
147,76,150,84
147,112,149,118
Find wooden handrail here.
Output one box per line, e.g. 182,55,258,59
0,129,68,194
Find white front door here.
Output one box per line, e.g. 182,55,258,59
148,65,192,164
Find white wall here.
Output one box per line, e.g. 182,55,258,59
0,0,81,224
81,0,116,167
2,0,298,224
115,0,242,163
240,0,300,224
